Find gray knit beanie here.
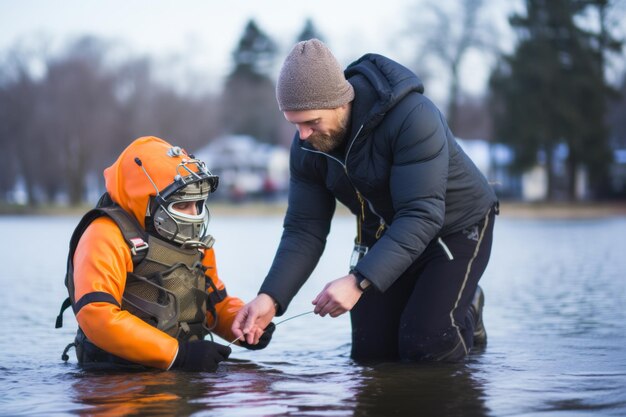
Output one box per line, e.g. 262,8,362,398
276,39,355,111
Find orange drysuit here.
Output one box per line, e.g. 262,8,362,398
72,136,244,370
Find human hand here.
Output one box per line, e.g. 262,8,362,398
238,322,276,350
172,340,231,372
231,294,277,345
312,274,362,317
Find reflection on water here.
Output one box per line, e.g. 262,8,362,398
353,360,490,417
1,215,625,416
69,371,188,416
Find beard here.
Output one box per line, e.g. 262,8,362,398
306,113,350,153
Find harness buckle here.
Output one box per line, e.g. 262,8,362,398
129,237,149,255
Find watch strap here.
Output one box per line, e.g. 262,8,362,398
351,270,371,292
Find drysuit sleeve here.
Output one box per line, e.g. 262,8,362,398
202,248,245,343
73,217,178,370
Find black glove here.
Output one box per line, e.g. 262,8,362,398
172,340,231,372
239,322,276,351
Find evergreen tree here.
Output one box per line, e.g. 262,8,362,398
490,0,620,200
221,19,284,144
296,18,325,43
231,20,277,77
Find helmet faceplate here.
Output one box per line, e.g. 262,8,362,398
145,147,219,247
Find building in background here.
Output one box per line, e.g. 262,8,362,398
194,135,289,202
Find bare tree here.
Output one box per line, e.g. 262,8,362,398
41,37,120,205
405,0,498,132
0,34,226,207
454,95,493,140
114,57,220,156
0,42,48,205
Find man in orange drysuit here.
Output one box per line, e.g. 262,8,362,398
63,136,273,371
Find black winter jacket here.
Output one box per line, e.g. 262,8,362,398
260,54,498,314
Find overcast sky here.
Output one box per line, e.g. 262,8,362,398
1,0,524,104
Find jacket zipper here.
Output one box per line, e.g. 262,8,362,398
300,124,387,239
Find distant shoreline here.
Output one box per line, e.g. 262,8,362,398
216,201,626,219
2,201,626,219
497,201,626,219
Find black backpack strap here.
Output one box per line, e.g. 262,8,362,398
208,286,227,307
98,206,149,265
55,297,72,329
197,264,227,308
57,207,112,328
57,195,149,328
206,270,228,322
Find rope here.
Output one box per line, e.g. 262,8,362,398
227,310,314,347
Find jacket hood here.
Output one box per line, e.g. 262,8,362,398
104,136,200,228
345,54,424,130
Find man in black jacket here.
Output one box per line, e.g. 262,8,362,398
232,39,498,362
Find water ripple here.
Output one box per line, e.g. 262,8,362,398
1,216,626,416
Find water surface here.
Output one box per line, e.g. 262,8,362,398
1,214,625,416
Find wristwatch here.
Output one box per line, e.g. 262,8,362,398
351,270,371,292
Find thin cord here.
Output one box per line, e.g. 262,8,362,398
227,310,315,347
275,310,315,326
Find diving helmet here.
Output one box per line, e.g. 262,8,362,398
142,146,219,247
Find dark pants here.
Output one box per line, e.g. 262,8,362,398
350,207,496,363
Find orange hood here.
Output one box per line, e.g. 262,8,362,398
104,136,199,228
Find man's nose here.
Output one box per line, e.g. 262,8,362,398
297,125,313,140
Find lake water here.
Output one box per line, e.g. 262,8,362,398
1,213,625,417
